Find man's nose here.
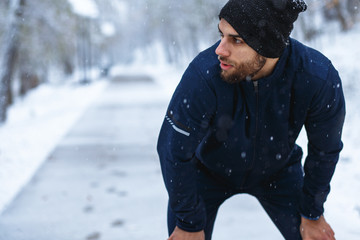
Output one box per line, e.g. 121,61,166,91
215,39,230,57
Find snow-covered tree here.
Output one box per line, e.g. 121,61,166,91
0,0,25,122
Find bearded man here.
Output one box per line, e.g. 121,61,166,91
157,0,345,239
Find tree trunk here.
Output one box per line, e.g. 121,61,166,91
334,0,349,30
326,0,349,30
0,0,25,122
19,71,39,97
347,0,360,24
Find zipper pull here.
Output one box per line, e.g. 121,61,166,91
253,80,259,93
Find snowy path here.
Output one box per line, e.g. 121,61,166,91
0,76,170,240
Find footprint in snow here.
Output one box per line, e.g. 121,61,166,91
86,232,101,240
83,205,94,213
112,219,125,227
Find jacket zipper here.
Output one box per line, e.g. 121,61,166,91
240,80,259,189
252,80,259,170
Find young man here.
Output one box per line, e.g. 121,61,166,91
157,0,345,239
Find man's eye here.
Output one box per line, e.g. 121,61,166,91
234,38,242,44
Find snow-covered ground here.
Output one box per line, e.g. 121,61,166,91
1,26,360,239
0,78,109,215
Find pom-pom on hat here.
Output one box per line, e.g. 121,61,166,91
219,0,307,58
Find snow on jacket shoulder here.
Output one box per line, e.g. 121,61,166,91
157,38,345,231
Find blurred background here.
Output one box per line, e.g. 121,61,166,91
0,0,360,239
0,0,359,121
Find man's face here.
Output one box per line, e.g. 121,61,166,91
215,18,267,84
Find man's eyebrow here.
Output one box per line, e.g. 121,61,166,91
229,34,242,38
217,24,242,38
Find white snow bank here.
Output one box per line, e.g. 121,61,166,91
0,80,108,214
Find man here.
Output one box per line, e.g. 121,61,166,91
157,0,345,239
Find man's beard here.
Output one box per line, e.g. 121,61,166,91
219,54,267,84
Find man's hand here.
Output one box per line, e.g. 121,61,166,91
300,215,335,240
168,226,205,240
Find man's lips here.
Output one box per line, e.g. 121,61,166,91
219,60,234,70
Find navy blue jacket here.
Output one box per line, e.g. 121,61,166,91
157,38,345,232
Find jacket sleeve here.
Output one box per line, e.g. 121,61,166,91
301,64,346,219
157,63,216,232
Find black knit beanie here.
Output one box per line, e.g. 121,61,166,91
219,0,307,58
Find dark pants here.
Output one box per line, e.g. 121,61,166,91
168,161,304,239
